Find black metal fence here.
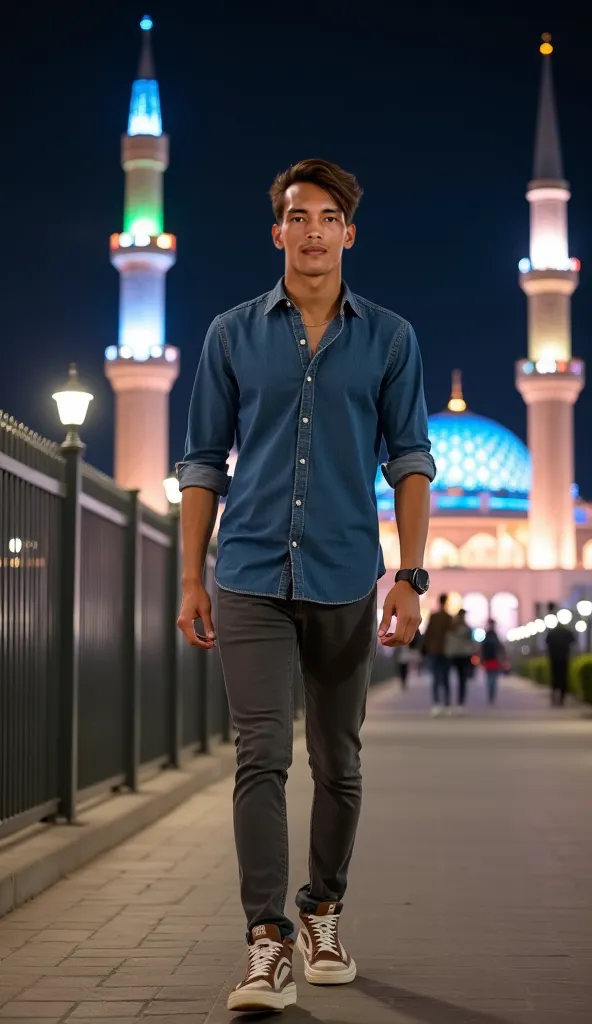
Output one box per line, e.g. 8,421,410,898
0,412,393,841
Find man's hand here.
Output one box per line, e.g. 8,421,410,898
177,583,217,649
378,581,421,647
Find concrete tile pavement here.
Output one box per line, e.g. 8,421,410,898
1,674,592,1022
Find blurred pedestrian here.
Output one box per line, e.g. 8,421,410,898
481,619,504,705
422,594,452,715
445,608,474,712
546,604,575,707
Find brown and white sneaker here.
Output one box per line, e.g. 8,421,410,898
227,924,297,1013
297,901,356,985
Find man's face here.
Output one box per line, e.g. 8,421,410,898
272,181,355,277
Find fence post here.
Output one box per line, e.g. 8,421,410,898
58,444,83,822
124,491,142,791
168,509,182,768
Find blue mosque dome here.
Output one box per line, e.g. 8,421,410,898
375,372,532,515
427,411,531,493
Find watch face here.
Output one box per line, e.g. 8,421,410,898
413,569,430,594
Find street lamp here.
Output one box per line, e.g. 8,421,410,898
163,471,181,512
52,363,93,450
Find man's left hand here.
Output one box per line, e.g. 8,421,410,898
378,581,421,647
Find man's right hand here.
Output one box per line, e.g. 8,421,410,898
177,584,217,649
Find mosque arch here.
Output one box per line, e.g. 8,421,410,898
460,533,497,568
498,532,526,568
427,537,459,568
461,592,489,629
490,592,519,638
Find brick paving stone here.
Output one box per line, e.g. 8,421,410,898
0,675,591,1023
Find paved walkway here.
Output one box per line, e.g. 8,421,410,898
1,674,591,1023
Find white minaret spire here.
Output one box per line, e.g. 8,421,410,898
105,15,179,514
516,34,585,570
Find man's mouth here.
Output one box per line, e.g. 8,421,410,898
302,248,327,256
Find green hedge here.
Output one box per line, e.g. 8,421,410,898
516,655,592,704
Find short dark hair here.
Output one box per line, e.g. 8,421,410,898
439,593,448,608
269,158,363,224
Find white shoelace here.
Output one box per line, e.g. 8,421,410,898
246,939,282,980
309,915,340,955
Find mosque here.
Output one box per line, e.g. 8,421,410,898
104,23,590,638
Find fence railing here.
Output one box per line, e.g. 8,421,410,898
0,411,392,841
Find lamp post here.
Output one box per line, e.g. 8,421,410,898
52,363,93,822
576,600,592,653
163,471,182,767
52,363,93,451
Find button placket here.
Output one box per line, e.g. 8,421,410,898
286,310,344,599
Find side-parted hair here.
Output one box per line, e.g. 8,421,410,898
269,158,363,225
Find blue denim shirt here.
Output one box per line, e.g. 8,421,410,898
178,279,436,604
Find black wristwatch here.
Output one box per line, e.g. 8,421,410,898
395,568,430,595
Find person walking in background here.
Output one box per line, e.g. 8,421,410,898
481,619,504,706
397,628,422,690
546,603,575,707
445,608,474,713
422,594,452,715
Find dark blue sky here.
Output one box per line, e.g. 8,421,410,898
2,0,591,493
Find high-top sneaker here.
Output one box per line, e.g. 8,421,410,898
227,924,297,1013
297,901,356,985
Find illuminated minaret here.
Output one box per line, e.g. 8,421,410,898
105,15,179,514
515,34,585,570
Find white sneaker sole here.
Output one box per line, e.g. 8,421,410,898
227,981,297,1012
296,932,357,985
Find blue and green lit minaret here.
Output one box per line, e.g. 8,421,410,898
105,16,179,513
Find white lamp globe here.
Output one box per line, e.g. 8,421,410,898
163,472,181,505
52,364,93,427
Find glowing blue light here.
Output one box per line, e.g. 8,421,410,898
437,495,481,510
105,345,118,361
119,232,133,247
518,257,531,273
128,79,162,136
427,412,531,495
570,482,579,499
489,496,529,512
522,361,534,374
119,346,133,359
473,628,486,643
140,15,153,30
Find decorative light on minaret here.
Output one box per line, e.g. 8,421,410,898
105,16,179,514
515,35,585,570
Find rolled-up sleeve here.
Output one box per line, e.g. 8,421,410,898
379,321,436,489
176,317,238,496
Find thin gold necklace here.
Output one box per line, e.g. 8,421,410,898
303,319,329,328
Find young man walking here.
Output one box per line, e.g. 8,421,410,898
177,158,435,1014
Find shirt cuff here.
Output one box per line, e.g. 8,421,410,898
176,461,231,497
381,451,437,489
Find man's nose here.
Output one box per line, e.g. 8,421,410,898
306,226,323,238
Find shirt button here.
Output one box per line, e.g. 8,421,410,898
296,500,302,506
307,376,312,382
300,458,306,464
302,417,309,424
300,339,306,346
292,541,298,547
286,301,291,308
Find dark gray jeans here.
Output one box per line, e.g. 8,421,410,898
216,585,377,939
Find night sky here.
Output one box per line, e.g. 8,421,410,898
2,1,592,495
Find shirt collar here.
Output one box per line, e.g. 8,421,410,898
263,278,363,319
